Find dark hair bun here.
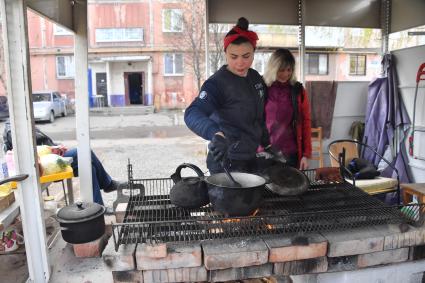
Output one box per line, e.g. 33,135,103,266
236,17,249,30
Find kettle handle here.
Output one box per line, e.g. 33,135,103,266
170,163,205,184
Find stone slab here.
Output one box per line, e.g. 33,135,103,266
202,238,269,270
264,233,327,262
143,266,207,283
357,248,409,268
208,263,273,282
273,256,328,275
103,240,136,271
136,242,201,270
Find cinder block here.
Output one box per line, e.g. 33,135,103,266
357,248,409,268
136,242,202,270
103,239,137,271
202,238,269,270
208,263,273,282
264,234,327,262
73,234,107,258
273,257,328,275
143,266,207,283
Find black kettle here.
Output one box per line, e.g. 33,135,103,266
170,163,209,209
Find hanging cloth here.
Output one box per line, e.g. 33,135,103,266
362,54,411,183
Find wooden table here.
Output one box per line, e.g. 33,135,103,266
401,183,425,204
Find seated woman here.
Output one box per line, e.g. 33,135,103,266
2,120,123,206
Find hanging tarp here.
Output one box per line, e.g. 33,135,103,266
363,54,411,183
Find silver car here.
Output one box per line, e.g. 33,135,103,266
33,91,67,123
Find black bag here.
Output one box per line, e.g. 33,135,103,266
347,157,380,180
2,120,56,152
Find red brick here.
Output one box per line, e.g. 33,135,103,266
138,243,167,258
136,242,202,270
112,270,143,283
103,240,136,271
208,263,273,282
143,266,207,283
264,234,328,262
273,257,328,275
357,248,409,268
202,238,268,270
73,234,107,257
115,203,128,223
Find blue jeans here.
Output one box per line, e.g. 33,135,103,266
63,148,112,205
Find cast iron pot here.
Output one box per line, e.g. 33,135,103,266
205,172,266,216
170,163,209,209
56,201,106,244
262,164,310,196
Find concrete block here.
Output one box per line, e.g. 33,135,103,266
136,242,201,270
202,238,268,270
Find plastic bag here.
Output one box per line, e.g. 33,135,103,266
39,154,72,175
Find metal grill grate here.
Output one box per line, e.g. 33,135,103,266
112,163,424,250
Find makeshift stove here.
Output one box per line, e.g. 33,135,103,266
106,162,425,283
112,163,423,249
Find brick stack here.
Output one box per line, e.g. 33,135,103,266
103,223,425,283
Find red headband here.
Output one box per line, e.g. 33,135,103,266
223,26,259,50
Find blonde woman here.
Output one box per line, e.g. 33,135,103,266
263,48,312,169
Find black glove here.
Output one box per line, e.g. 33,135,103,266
265,145,287,163
209,134,229,162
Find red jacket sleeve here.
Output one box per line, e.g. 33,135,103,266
299,88,312,159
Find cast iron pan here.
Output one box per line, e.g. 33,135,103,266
262,164,310,196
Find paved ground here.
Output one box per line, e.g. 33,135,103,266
0,110,209,283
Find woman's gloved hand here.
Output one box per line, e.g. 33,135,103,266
209,134,229,162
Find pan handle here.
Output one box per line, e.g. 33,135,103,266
0,174,29,186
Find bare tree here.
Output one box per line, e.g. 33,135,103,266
176,0,206,92
208,23,227,74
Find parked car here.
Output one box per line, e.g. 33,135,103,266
0,96,9,121
33,91,67,123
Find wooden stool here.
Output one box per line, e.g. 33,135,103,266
401,183,425,204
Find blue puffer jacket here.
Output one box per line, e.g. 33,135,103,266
184,65,270,160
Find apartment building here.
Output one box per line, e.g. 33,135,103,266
1,1,383,110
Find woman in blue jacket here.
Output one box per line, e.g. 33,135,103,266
184,17,274,174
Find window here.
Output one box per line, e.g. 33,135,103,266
208,52,225,75
306,53,328,75
53,24,73,36
56,56,75,78
349,55,366,76
162,9,183,32
164,53,183,75
95,28,144,43
253,53,272,75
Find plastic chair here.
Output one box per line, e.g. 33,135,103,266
311,127,324,167
328,139,400,203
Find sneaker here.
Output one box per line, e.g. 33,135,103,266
104,180,126,193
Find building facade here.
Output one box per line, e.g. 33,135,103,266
0,1,382,110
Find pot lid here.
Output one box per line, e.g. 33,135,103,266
57,201,105,223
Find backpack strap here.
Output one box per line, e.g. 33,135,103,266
291,81,303,127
